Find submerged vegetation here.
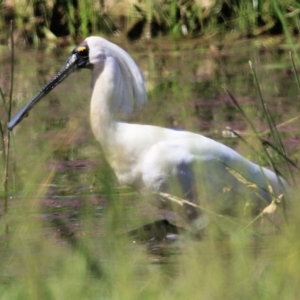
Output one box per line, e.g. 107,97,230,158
0,1,300,300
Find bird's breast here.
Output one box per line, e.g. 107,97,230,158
107,147,144,189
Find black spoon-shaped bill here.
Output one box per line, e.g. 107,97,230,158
8,53,79,131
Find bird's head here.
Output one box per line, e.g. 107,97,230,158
72,40,91,69
8,36,146,131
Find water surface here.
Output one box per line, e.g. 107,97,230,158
0,37,299,255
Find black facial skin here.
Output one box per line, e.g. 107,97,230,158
8,42,90,131
74,42,90,68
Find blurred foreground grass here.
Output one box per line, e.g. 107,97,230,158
1,161,300,299
1,38,300,299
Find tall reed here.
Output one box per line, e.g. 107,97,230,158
1,21,15,235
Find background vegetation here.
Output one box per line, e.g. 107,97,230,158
0,0,300,45
0,0,300,299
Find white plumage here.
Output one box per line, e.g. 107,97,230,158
86,36,287,223
9,36,288,229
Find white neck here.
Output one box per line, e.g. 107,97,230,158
90,61,119,152
87,45,147,186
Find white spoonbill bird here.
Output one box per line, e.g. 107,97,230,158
8,36,288,228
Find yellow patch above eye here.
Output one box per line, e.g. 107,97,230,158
77,46,86,52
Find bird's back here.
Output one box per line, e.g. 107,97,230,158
112,122,286,214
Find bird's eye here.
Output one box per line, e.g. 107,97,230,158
76,45,89,56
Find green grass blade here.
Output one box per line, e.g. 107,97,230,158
289,51,300,95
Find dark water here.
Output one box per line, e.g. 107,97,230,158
0,37,299,255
